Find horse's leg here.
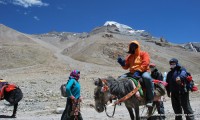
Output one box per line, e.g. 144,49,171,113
147,103,156,120
126,106,135,120
11,103,18,118
135,105,140,120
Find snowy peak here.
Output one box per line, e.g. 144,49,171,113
103,21,151,37
183,42,200,52
104,21,133,31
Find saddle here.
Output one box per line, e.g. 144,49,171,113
128,77,166,98
5,84,17,92
0,84,17,100
128,77,144,96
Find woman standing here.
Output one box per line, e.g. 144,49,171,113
61,70,83,120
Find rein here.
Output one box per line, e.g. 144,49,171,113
101,79,117,117
114,83,141,105
104,104,116,118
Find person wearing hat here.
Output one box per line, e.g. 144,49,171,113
166,58,194,120
61,70,83,120
149,63,165,120
117,40,154,107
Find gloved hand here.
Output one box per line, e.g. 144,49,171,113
70,96,75,100
132,71,141,79
176,77,181,85
117,56,125,66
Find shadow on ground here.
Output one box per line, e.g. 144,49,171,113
0,115,15,118
141,115,165,120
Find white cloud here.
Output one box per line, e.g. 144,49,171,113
33,16,40,21
0,1,6,4
1,0,49,8
13,0,49,8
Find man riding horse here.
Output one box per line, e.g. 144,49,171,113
117,40,154,107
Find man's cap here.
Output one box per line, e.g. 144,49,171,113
169,58,178,64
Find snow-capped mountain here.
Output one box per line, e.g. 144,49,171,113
31,21,199,53
90,21,152,39
183,42,200,52
103,21,151,37
104,21,134,32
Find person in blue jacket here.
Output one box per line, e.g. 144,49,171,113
61,70,83,120
166,58,194,120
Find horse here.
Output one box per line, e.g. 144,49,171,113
93,76,166,120
0,83,23,118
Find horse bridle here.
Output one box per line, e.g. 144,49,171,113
100,79,109,92
101,79,117,118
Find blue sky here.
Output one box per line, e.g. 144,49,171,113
0,0,200,44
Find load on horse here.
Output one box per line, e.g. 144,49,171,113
93,76,167,120
0,79,23,118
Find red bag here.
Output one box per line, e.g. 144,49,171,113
5,84,17,92
186,76,193,82
191,85,198,92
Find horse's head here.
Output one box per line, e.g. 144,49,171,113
94,78,113,113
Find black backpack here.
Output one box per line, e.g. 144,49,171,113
60,84,68,97
60,79,75,97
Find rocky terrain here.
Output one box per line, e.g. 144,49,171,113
183,42,200,52
0,22,200,120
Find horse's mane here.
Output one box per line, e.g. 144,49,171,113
106,77,134,98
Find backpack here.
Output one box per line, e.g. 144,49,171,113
182,70,198,92
60,84,68,97
60,79,75,97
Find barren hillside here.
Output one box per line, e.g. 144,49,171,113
35,30,200,74
0,24,56,70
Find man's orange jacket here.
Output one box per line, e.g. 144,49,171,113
122,40,150,73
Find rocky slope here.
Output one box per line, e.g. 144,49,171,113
32,21,200,74
183,42,200,52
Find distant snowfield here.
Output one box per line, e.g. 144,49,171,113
104,21,134,30
104,21,146,35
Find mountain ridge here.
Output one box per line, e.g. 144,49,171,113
0,23,199,74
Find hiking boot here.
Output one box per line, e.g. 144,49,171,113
146,102,153,107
